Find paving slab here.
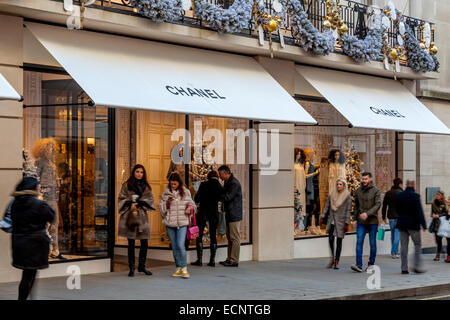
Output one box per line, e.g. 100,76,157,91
0,254,449,300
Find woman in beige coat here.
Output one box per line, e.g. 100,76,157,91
118,164,155,277
159,172,196,279
320,178,352,269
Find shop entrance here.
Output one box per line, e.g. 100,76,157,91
23,70,110,261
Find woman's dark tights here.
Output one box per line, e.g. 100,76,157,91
328,224,343,261
18,269,37,300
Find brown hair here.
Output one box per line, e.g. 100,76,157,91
32,138,57,161
168,172,185,198
127,164,151,191
207,170,218,180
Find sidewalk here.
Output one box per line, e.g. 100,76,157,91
0,254,449,300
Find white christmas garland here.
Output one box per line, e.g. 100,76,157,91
194,0,253,33
340,28,382,63
280,0,335,55
130,0,183,22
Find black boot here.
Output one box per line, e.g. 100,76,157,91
128,239,135,277
207,244,217,267
191,242,203,266
138,241,152,276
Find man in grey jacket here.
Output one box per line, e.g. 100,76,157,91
351,172,382,273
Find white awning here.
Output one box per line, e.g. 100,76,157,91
0,74,21,101
25,22,316,124
296,65,450,134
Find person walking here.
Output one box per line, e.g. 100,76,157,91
191,170,223,267
382,177,403,259
430,191,448,261
395,179,427,274
320,178,351,270
351,172,381,273
9,177,55,300
118,164,156,277
159,172,196,278
218,165,243,267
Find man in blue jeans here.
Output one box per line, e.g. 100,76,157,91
382,178,403,259
351,172,382,273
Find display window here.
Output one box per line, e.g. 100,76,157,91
23,70,110,260
115,110,251,248
293,100,396,238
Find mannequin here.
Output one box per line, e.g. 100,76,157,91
294,148,306,232
32,138,63,259
327,150,346,195
304,148,320,232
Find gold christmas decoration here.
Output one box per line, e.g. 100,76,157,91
324,0,347,39
389,48,398,60
429,45,438,55
256,8,283,59
268,19,277,32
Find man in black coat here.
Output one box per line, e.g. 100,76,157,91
395,179,427,274
218,165,243,267
191,170,223,267
10,177,55,300
382,177,403,259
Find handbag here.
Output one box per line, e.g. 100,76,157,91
0,199,14,233
126,203,140,228
186,213,199,240
437,216,450,238
428,218,438,234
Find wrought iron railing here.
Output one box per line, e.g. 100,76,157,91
54,0,435,58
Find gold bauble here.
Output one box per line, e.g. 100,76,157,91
389,48,398,60
338,19,344,26
339,23,348,33
419,42,426,49
324,15,330,20
430,46,438,55
268,19,277,33
323,20,332,29
430,41,435,47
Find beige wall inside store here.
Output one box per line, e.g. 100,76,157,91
0,14,24,283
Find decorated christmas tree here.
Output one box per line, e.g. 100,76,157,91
345,144,363,210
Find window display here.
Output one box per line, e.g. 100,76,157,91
294,100,396,238
115,111,251,248
23,70,110,260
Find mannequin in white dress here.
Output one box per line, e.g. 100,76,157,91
327,149,346,195
294,148,306,216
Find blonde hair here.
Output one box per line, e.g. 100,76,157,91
32,138,57,161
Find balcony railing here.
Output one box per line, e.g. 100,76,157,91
54,0,435,63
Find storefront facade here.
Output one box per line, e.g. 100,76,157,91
0,0,449,283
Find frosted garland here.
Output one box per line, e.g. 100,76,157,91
340,28,382,63
403,25,439,72
194,0,253,33
280,0,335,55
130,0,182,22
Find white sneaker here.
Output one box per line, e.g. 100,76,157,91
181,266,190,279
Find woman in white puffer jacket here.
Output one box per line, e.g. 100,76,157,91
159,172,196,278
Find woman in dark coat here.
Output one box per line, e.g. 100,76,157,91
431,191,448,261
118,164,156,277
191,170,223,267
10,177,55,300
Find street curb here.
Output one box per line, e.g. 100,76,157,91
323,283,450,300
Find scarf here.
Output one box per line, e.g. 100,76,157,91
432,199,447,217
330,185,350,211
